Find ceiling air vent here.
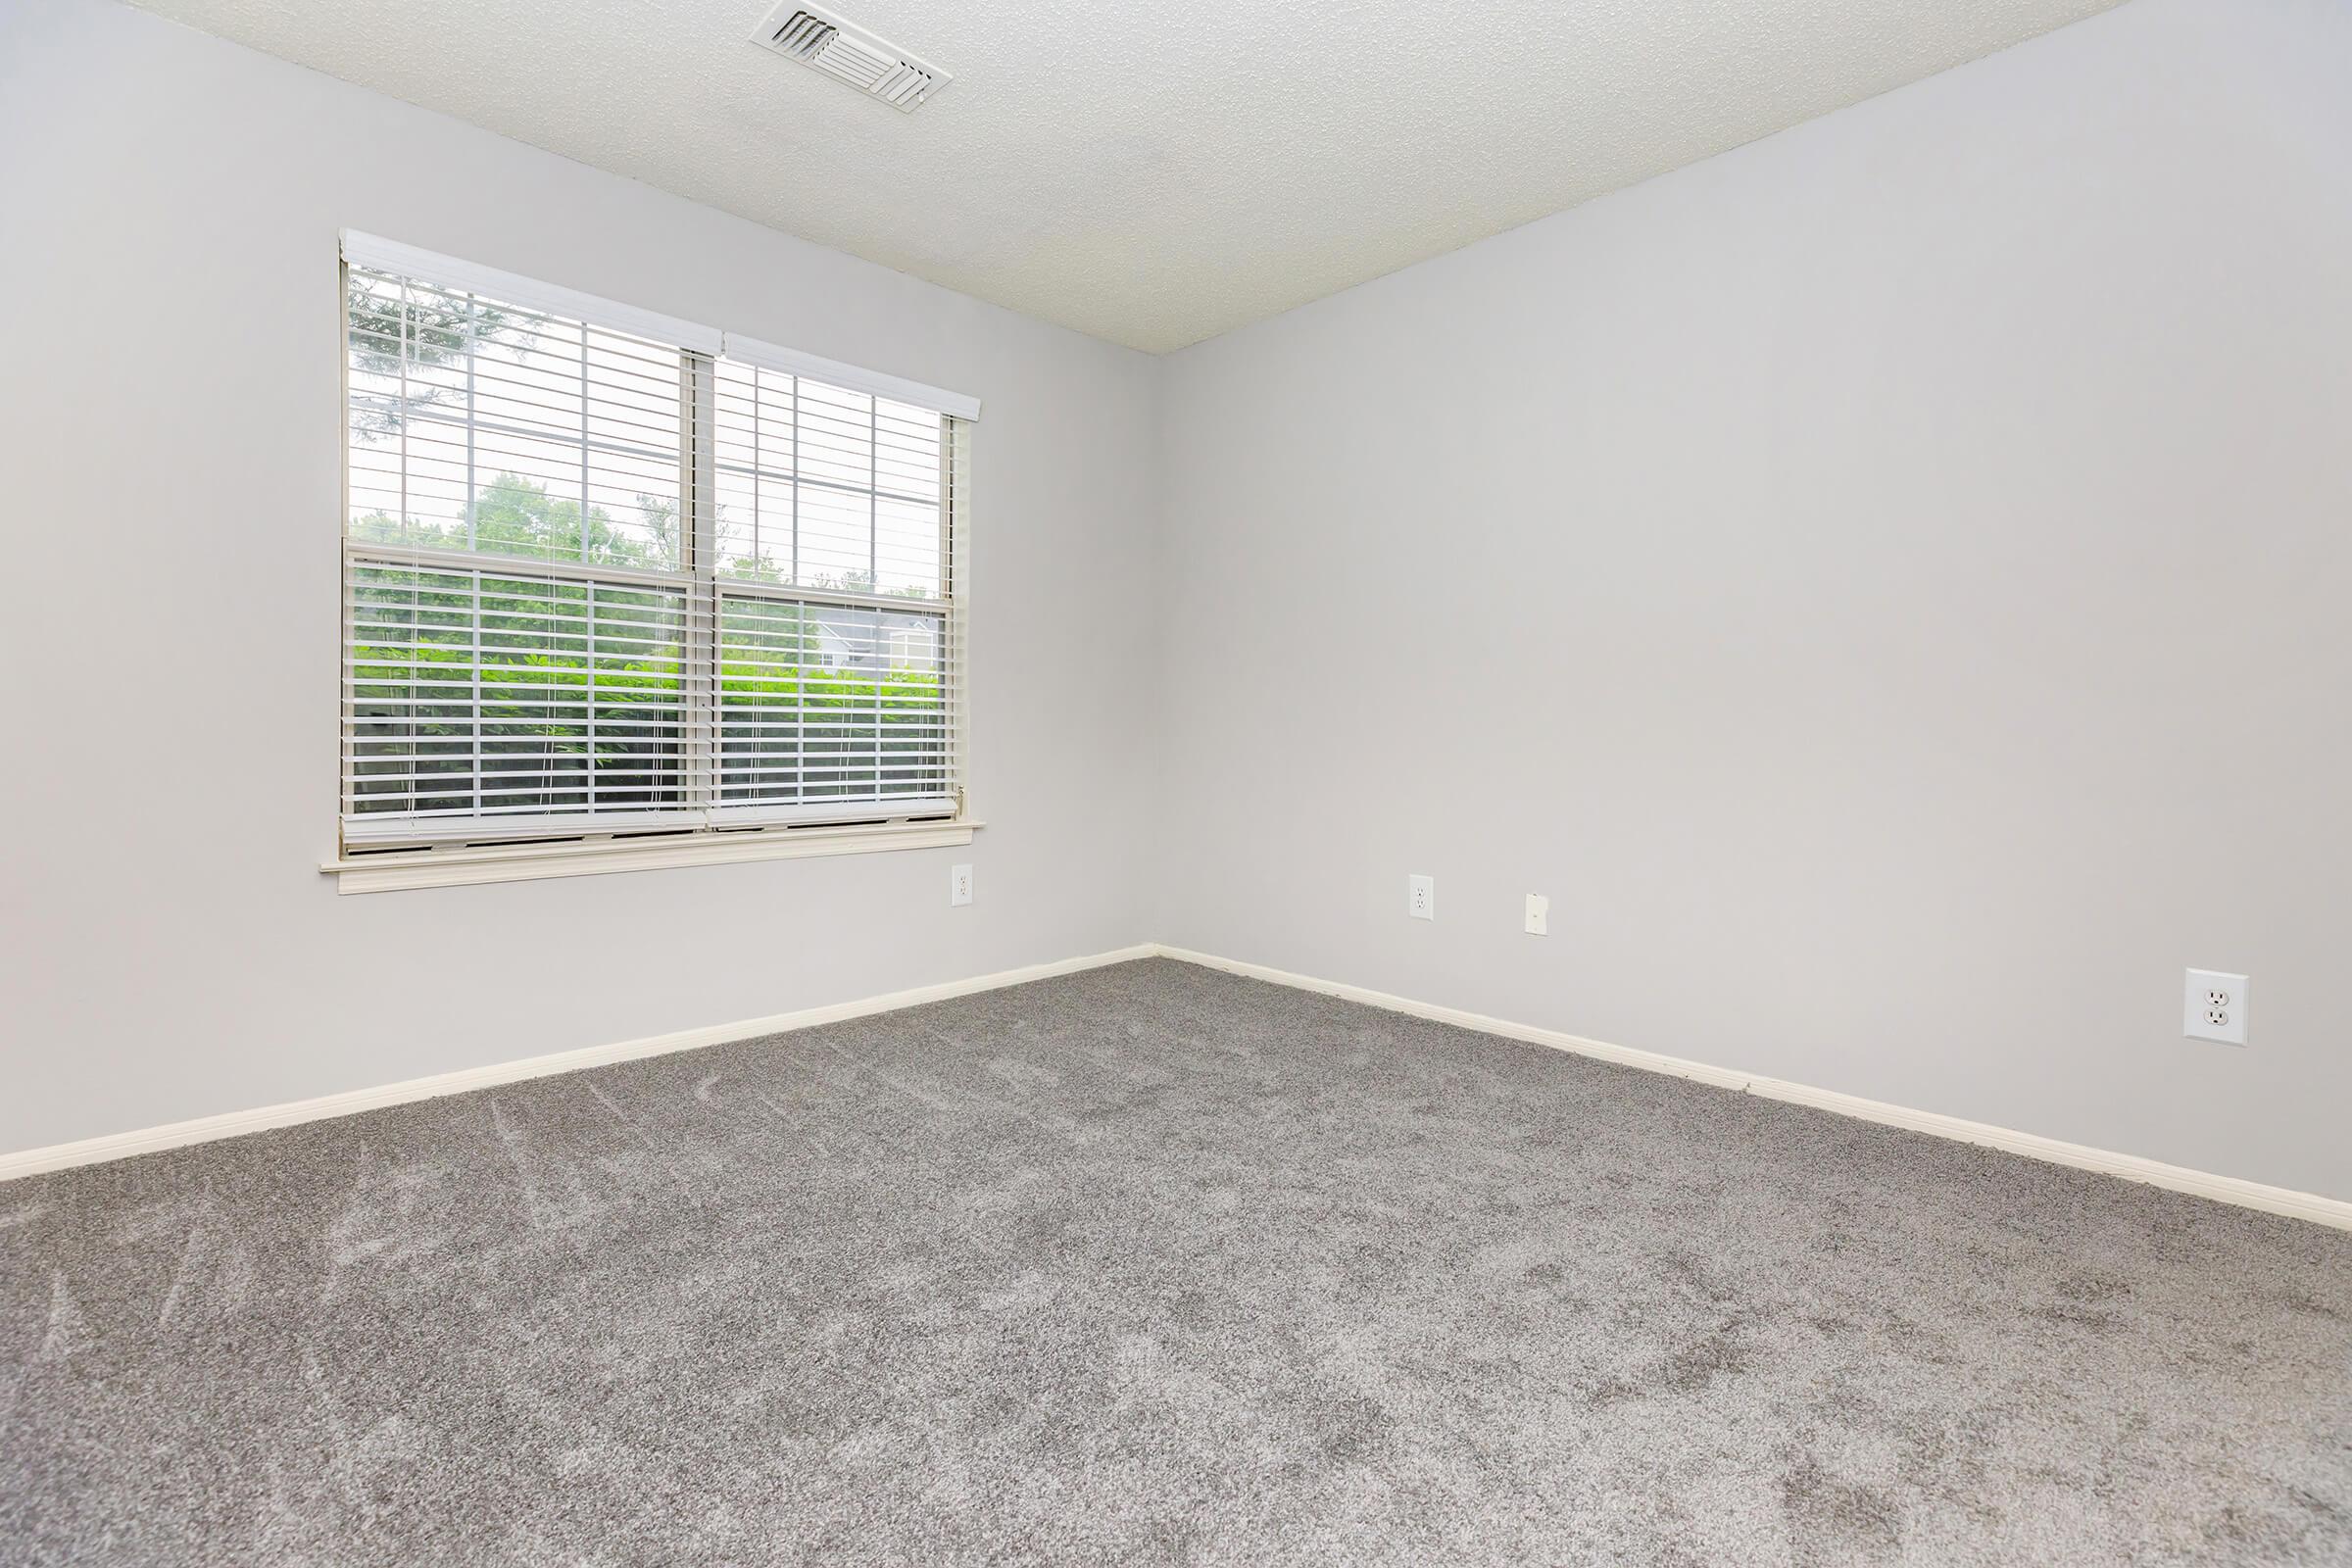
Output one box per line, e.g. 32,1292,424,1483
751,3,950,113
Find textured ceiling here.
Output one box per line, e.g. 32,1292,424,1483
127,0,2127,352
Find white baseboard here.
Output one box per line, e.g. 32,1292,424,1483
0,945,1155,1184
1149,945,2352,1233
10,940,2347,1232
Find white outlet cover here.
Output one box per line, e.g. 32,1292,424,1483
950,862,973,906
1525,893,1548,935
1408,874,1435,921
2183,968,2248,1046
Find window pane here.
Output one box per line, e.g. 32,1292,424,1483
717,597,949,808
710,360,945,597
712,359,793,580
345,270,684,572
346,562,690,824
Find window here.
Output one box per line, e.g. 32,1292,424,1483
335,234,975,888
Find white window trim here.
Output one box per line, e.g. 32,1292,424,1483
338,232,982,418
327,234,981,892
321,816,981,895
721,331,982,422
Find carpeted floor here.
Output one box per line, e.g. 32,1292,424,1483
2,957,2348,1566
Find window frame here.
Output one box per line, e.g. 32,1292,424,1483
323,235,978,893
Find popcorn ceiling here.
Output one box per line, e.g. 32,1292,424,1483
127,0,2124,351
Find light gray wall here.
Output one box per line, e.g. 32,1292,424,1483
1155,0,2352,1200
0,0,1162,1153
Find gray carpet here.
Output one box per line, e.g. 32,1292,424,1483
2,958,2348,1566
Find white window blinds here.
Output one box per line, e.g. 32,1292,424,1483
341,241,969,852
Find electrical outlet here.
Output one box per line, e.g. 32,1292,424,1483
950,863,973,906
2183,968,2247,1046
1525,894,1548,935
1407,874,1435,921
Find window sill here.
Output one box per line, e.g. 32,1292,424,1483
321,817,981,895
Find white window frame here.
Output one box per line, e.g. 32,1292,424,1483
322,234,980,893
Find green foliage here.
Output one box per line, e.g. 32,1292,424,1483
347,544,946,817
352,472,680,569
352,471,937,601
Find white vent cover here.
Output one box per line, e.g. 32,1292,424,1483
751,3,949,112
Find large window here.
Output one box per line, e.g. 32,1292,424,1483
336,235,972,880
